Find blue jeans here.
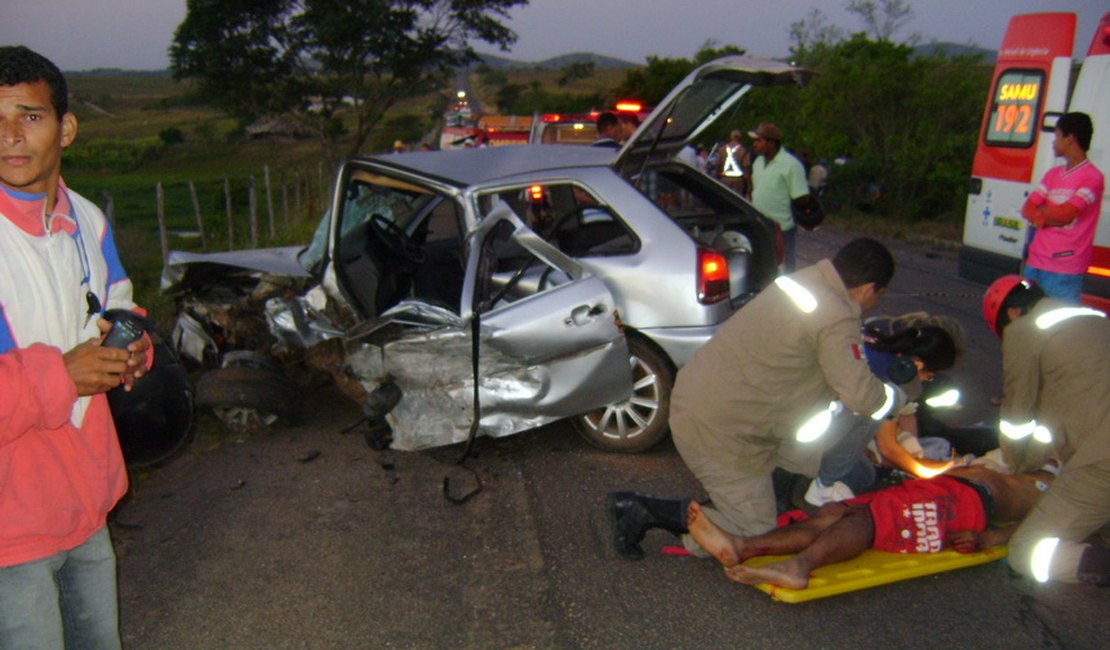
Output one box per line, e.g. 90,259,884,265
817,411,880,493
0,527,121,649
782,227,797,273
1023,266,1083,304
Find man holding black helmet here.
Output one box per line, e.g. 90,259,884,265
0,45,150,648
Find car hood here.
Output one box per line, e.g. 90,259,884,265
615,55,810,177
161,246,312,291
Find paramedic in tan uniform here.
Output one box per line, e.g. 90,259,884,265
981,275,1109,586
607,239,906,559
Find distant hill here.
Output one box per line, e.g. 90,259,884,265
475,51,640,70
66,68,172,77
913,42,996,61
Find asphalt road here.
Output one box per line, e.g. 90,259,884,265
112,226,1109,649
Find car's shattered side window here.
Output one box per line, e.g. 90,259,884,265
338,177,435,239
473,220,573,313
478,184,638,259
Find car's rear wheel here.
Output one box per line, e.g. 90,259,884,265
196,366,299,432
572,336,674,453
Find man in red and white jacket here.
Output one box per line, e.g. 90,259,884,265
0,46,150,648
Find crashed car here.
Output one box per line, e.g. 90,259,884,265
161,56,807,452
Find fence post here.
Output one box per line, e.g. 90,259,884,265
248,175,258,249
303,172,312,220
224,177,234,251
188,181,208,253
264,165,275,240
156,182,169,262
281,173,289,228
294,172,302,222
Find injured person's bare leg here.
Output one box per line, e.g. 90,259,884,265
687,501,745,565
726,555,813,590
726,504,876,589
687,500,853,567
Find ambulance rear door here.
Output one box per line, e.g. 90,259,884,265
1065,12,1110,311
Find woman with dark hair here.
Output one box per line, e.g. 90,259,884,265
864,324,959,380
804,316,964,507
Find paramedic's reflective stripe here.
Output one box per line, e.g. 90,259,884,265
1035,306,1106,329
1000,419,1053,443
1033,425,1053,443
1031,537,1060,583
1000,419,1037,439
722,145,743,177
778,276,897,425
870,382,897,420
925,388,960,408
775,276,817,313
796,401,840,442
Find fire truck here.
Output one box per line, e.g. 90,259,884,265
527,102,649,145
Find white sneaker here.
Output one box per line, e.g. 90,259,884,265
804,479,855,507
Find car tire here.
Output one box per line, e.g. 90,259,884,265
196,366,299,431
571,336,674,453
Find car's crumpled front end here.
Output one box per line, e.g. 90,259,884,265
344,301,630,451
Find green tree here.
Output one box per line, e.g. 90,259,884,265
371,113,430,151
845,0,915,41
494,82,526,113
477,63,508,87
791,1,916,59
789,8,845,58
789,36,987,220
615,42,745,105
170,0,525,162
557,60,595,87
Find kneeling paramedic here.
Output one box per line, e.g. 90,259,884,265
608,238,906,558
981,275,1109,586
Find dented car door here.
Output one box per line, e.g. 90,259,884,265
344,204,633,451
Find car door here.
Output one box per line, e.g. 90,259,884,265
345,203,633,451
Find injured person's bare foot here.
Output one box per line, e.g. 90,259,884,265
687,501,745,567
725,558,810,590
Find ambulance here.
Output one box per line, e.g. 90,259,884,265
527,101,650,145
958,12,1110,311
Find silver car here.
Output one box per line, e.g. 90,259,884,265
163,56,806,452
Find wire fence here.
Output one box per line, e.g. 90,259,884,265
102,163,335,260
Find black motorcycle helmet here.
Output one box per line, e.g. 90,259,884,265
104,311,195,467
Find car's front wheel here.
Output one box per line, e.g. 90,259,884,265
572,336,674,453
196,365,299,432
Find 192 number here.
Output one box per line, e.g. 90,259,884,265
993,103,1032,134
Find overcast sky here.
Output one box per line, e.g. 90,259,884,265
1,0,1105,71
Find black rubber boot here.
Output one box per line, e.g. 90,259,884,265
606,492,690,560
1077,545,1110,587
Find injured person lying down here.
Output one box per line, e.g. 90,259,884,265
688,465,1056,590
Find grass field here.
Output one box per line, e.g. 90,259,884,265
62,75,343,321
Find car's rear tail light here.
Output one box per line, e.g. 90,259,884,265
697,248,730,304
529,185,544,202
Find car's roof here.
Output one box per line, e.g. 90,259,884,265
353,145,618,187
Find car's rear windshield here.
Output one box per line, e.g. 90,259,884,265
632,167,737,219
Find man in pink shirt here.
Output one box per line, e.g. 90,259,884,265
1020,112,1104,303
0,46,149,648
